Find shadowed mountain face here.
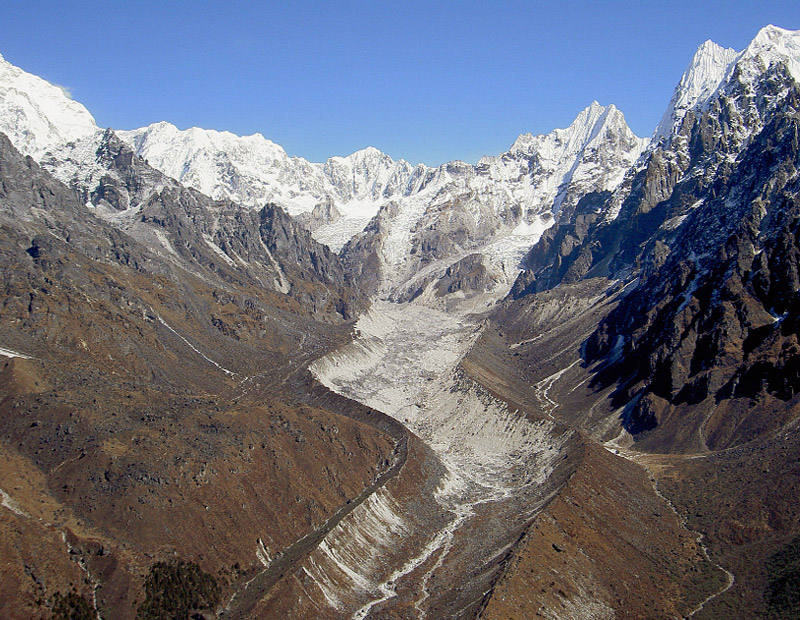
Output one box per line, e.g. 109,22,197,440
1,25,800,620
510,38,800,454
586,107,800,450
489,26,800,619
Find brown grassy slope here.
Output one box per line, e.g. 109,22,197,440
479,443,726,620
460,282,729,620
0,133,401,619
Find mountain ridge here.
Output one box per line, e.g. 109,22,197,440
0,48,647,264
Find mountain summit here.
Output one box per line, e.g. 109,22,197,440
0,52,97,159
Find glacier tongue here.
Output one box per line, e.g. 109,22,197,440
311,301,481,418
300,102,648,609
308,300,572,618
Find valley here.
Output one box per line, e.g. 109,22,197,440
1,23,800,620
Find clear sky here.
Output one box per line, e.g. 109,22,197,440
2,1,799,166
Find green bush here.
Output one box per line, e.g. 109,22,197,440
137,559,221,620
51,590,95,620
766,537,800,619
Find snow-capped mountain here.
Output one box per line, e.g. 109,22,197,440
0,49,647,307
654,25,800,148
485,101,648,223
0,51,428,253
341,101,647,306
15,26,798,309
593,25,800,226
517,25,800,296
117,122,430,250
651,40,739,146
508,24,800,454
2,23,800,620
0,52,97,160
118,102,646,283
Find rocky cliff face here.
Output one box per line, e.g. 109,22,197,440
38,129,367,321
508,27,800,452
586,104,800,451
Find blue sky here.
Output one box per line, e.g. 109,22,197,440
3,1,799,165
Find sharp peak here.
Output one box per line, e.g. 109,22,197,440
575,100,619,121
695,38,733,54
688,25,799,65
588,99,614,110
671,38,738,105
652,26,800,146
689,26,799,67
684,25,800,93
509,101,624,152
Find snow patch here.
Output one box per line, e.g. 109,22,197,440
0,488,28,517
0,346,32,359
256,538,271,567
202,234,237,267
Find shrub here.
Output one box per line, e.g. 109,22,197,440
51,589,95,620
137,559,221,620
766,537,800,619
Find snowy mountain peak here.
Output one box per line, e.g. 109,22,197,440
115,120,432,252
682,39,739,104
740,24,800,84
0,52,97,160
652,39,738,144
654,26,800,145
117,121,296,205
336,145,387,161
751,24,800,51
328,145,398,170
508,101,635,162
120,121,288,161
